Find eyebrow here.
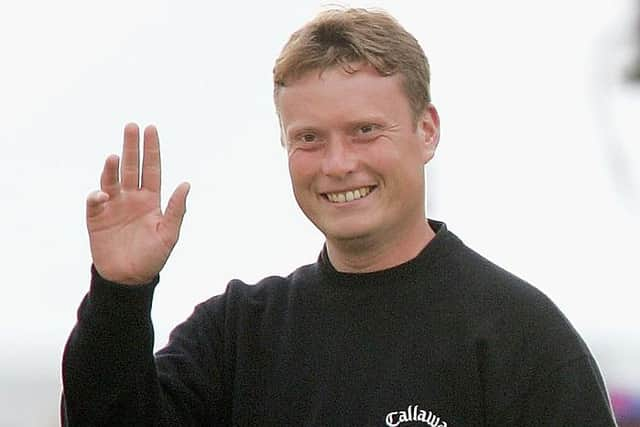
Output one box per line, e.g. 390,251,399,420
286,115,389,133
343,115,388,127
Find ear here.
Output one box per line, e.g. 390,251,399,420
417,104,440,164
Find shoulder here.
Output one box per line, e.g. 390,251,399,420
440,231,592,363
195,262,320,320
230,261,318,300
430,226,614,424
427,221,552,311
441,233,562,319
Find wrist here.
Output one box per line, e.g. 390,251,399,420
93,265,158,286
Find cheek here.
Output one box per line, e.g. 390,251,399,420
360,141,401,171
288,152,315,187
368,139,425,182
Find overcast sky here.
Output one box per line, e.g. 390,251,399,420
1,0,638,423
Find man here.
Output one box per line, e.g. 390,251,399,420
62,8,617,426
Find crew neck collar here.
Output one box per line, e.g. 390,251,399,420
316,219,458,288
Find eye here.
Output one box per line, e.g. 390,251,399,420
354,123,382,141
288,130,322,149
359,124,375,134
300,133,317,143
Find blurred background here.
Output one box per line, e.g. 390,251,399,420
0,0,638,425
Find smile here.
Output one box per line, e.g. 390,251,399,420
323,186,375,203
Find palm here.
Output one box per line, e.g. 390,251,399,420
87,124,189,285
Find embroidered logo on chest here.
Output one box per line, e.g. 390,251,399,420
385,405,448,427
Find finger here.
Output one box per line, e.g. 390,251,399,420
86,190,110,219
161,182,191,243
141,125,161,193
121,123,140,190
100,154,120,196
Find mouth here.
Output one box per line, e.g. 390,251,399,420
322,186,376,204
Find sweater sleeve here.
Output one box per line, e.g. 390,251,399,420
487,293,618,427
61,266,228,426
518,354,617,427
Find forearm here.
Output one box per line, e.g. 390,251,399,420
61,266,164,426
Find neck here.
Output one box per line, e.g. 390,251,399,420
326,218,436,273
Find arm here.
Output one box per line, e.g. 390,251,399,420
489,300,618,427
62,268,228,426
61,124,203,425
519,354,617,427
61,268,162,425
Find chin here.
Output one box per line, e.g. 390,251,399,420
319,221,376,244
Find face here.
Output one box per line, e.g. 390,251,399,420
277,64,439,249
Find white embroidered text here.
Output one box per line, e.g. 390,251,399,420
385,404,448,427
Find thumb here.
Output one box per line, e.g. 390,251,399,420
162,182,190,239
86,190,110,220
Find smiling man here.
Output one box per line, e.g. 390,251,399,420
62,8,617,426
280,62,439,272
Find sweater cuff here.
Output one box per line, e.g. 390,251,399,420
85,265,160,321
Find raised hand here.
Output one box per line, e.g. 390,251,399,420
86,123,190,285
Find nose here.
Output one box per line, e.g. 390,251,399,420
321,136,357,178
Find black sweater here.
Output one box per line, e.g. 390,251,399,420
61,221,616,426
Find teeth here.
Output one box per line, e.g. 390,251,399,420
326,186,372,203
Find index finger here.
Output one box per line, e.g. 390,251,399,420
141,125,161,193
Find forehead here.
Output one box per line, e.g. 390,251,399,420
276,64,412,128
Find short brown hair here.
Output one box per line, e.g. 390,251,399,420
273,8,431,121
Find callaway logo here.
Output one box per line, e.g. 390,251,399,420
385,405,448,427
